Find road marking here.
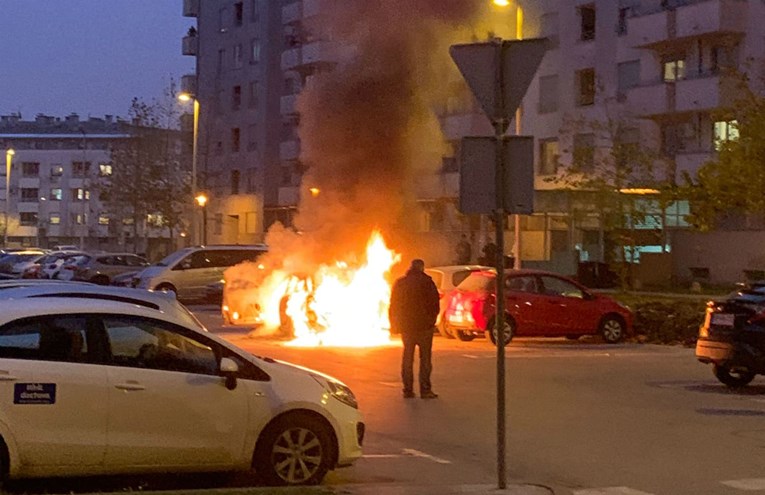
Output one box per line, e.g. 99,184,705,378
722,478,765,490
462,354,480,359
363,449,451,464
401,448,452,464
573,488,654,495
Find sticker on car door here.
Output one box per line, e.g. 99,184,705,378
14,383,56,405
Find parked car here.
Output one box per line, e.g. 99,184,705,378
55,255,91,281
10,254,48,279
0,283,363,485
696,288,765,387
110,270,142,287
135,245,268,301
38,251,88,279
57,253,149,285
444,269,633,345
424,265,493,338
0,251,46,277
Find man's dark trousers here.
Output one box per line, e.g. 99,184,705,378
401,330,433,395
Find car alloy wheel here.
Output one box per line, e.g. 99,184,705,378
489,317,514,346
599,316,624,343
256,414,332,486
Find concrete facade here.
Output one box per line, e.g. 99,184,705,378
185,0,765,281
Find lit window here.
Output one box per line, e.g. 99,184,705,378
250,39,261,64
50,164,64,177
50,188,62,201
714,120,739,150
98,215,110,226
663,59,685,82
99,163,112,176
49,213,61,225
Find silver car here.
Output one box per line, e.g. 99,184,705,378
424,265,493,338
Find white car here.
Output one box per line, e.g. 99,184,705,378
0,283,363,486
424,265,493,338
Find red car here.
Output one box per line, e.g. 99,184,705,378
444,269,632,345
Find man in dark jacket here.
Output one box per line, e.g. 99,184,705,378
389,259,440,399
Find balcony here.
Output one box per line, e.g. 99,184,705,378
282,2,302,24
675,74,736,113
628,0,747,48
280,95,299,116
182,0,199,17
182,35,198,56
675,151,714,179
676,0,747,39
180,74,197,96
281,41,340,71
627,82,674,118
279,140,300,161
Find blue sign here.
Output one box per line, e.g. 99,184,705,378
14,383,56,405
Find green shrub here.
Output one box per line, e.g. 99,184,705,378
611,294,709,345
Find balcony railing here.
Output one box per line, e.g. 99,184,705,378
182,35,198,56
182,0,199,17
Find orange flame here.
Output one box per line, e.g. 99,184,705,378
253,231,401,347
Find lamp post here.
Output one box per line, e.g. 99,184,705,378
4,149,14,247
179,92,200,243
195,193,208,245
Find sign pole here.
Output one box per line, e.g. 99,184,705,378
494,39,508,491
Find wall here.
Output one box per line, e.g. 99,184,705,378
672,230,765,284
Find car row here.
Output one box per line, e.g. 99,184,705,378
0,249,149,285
0,281,363,485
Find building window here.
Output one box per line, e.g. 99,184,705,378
231,170,240,195
98,215,110,226
20,212,38,226
573,133,595,172
72,213,87,225
217,49,226,74
234,2,243,26
617,8,629,36
576,68,595,106
539,139,559,175
72,161,91,177
231,128,241,153
146,214,163,227
232,85,242,111
49,213,60,225
249,0,259,22
50,188,62,201
20,188,39,202
246,167,258,193
218,7,229,32
233,44,243,69
250,39,261,64
247,124,258,151
538,75,558,114
21,162,40,177
248,81,259,108
72,188,90,201
99,163,112,176
663,57,686,82
50,164,64,177
617,60,640,101
540,12,559,48
714,120,739,150
580,4,596,41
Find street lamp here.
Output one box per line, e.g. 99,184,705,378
195,193,208,245
4,149,14,247
179,92,201,243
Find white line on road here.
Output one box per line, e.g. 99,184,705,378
362,454,402,459
573,488,654,495
722,478,765,490
401,448,452,464
462,354,480,359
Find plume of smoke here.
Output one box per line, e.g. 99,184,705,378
226,0,529,328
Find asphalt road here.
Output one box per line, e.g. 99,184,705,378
193,305,765,495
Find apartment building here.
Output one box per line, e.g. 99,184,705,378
0,113,186,256
186,0,765,279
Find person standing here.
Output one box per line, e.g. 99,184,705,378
455,234,472,265
389,259,441,399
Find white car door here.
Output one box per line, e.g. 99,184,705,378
0,315,108,469
100,315,253,469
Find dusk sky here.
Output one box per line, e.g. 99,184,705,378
0,1,193,120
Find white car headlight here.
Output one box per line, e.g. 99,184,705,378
311,374,358,409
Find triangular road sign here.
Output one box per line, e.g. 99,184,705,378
450,38,548,122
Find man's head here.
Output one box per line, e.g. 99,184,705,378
409,259,425,272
